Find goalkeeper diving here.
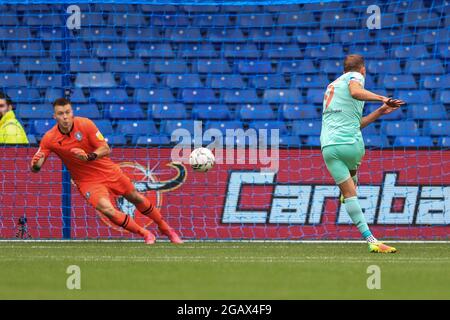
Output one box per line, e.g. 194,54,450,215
30,98,183,244
320,54,405,253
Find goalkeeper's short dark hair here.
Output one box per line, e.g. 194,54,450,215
344,54,365,73
0,91,14,107
53,97,71,108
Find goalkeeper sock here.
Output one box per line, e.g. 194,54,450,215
109,210,148,237
136,199,172,236
344,196,375,241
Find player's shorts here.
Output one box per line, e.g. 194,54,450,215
321,136,365,185
75,173,135,208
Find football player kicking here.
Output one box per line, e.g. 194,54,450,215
30,98,183,244
321,54,405,253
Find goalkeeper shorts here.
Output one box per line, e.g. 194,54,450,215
75,173,135,208
321,137,365,185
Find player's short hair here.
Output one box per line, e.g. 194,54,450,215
53,97,71,109
0,91,13,107
344,54,365,73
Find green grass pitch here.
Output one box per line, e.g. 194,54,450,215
0,242,449,299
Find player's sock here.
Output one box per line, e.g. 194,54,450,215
344,196,376,242
136,199,172,236
109,210,149,237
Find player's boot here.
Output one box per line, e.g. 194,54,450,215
144,231,156,244
368,242,397,253
340,194,345,204
168,230,183,244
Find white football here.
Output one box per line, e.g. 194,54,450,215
189,147,215,172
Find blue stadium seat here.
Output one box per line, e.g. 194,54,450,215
72,104,101,119
405,60,444,74
94,43,131,58
277,12,319,28
68,88,88,104
165,28,202,42
80,28,118,42
7,42,45,57
38,28,62,41
248,121,288,136
140,4,177,13
407,104,447,120
422,75,449,89
291,120,322,136
27,134,37,145
92,120,114,135
393,45,430,59
149,59,188,73
305,45,345,59
387,0,425,12
239,105,275,120
363,135,390,148
94,3,136,12
263,44,303,59
70,58,103,72
32,119,55,135
367,60,402,74
393,136,434,147
206,74,245,89
222,89,260,104
236,60,273,74
379,75,417,89
378,29,416,44
437,44,450,58
104,135,127,146
439,91,450,104
320,60,344,73
224,44,260,59
0,12,19,25
193,60,232,73
360,124,379,135
192,105,231,120
116,120,158,136
0,58,15,72
181,88,217,103
306,89,325,104
179,43,218,58
346,45,386,59
151,14,190,26
438,137,450,147
90,88,129,103
403,11,440,28
0,28,32,41
291,75,329,89
134,43,175,58
396,90,433,104
18,58,59,72
320,11,359,28
80,12,105,26
359,12,400,28
122,74,158,88
279,135,302,147
221,5,260,12
336,29,374,44
122,28,161,42
135,135,171,146
417,28,449,44
263,89,303,104
303,1,343,11
105,59,146,73
278,60,317,74
162,120,200,135
365,104,403,120
183,5,220,12
205,121,243,134
250,75,287,89
381,121,420,136
134,88,175,103
294,29,331,44
16,104,53,119
24,13,59,26
281,104,320,120
7,88,41,103
32,74,62,88
0,74,28,87
50,42,90,57
150,103,187,119
265,4,300,12
249,29,290,43
237,13,275,28
423,120,450,136
191,14,231,27
164,74,203,88
304,136,321,146
106,104,145,120
107,12,146,27
206,28,246,42
75,73,116,88
44,88,64,104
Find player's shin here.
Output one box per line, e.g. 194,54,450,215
344,196,377,243
135,199,171,236
109,210,149,237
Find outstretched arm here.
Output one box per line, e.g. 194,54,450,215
360,102,405,129
348,80,387,102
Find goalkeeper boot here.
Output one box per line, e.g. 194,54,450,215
168,230,183,244
144,231,156,245
368,242,397,253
